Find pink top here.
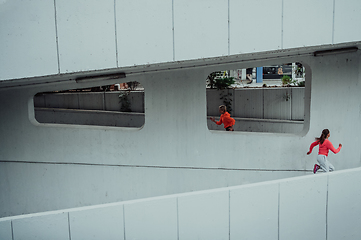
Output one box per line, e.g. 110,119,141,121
308,139,341,156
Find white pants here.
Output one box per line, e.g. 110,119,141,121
317,155,335,172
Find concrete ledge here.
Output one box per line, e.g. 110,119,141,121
34,107,145,128
2,167,360,240
35,108,303,133
208,117,304,133
35,88,305,121
0,221,12,240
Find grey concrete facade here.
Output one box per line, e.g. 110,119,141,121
1,0,361,219
1,45,361,217
2,167,360,240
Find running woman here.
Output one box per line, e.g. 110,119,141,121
307,129,342,173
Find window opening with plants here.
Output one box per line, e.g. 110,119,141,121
206,63,307,134
33,81,145,128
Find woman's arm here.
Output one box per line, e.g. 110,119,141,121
307,141,319,155
327,140,342,154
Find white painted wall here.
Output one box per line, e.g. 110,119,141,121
1,167,360,240
1,0,361,80
116,0,174,66
0,0,361,219
56,0,117,73
0,0,58,80
0,48,360,217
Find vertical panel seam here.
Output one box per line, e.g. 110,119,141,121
326,176,329,240
11,220,14,240
228,190,231,240
68,212,72,240
114,0,119,67
332,0,336,44
172,0,175,61
290,88,292,120
281,0,284,49
228,0,231,55
290,88,293,120
103,91,106,110
53,0,61,73
177,197,180,240
278,183,280,240
262,89,265,119
123,204,126,240
76,93,80,109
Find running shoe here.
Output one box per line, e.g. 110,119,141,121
313,164,320,174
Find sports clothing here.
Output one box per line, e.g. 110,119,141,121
215,112,235,129
309,139,341,173
317,154,335,172
308,139,341,156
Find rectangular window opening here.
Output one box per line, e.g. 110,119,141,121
33,81,145,128
206,62,308,134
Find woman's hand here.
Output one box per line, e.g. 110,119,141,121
307,151,311,155
339,143,342,147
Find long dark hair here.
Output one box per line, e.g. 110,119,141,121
316,129,329,144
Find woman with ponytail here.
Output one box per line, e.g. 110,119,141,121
307,129,342,173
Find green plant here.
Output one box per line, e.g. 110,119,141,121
214,77,235,90
206,72,235,89
281,75,292,85
281,75,300,86
220,91,233,114
119,91,131,112
207,71,235,114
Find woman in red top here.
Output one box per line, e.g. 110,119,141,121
210,105,235,131
307,129,342,173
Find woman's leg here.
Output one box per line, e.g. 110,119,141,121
317,155,331,172
328,162,335,172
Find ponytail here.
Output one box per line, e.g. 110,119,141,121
315,129,329,144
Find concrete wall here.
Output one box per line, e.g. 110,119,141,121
1,0,361,219
1,49,361,217
207,87,305,120
1,0,361,81
35,108,145,128
34,91,145,113
208,117,304,133
1,167,360,240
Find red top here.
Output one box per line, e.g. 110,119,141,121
308,139,341,156
216,112,235,128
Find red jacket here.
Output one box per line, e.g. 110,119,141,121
308,139,341,156
216,112,235,128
